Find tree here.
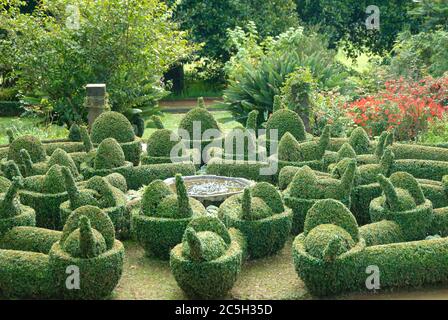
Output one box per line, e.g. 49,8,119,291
0,0,192,125
295,0,416,57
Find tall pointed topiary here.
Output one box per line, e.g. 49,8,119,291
246,110,259,130
197,97,206,109
349,127,370,155
80,125,93,152
241,188,252,221
377,174,414,212
62,167,99,210
0,177,23,218
272,95,284,113
68,123,82,142
176,174,192,218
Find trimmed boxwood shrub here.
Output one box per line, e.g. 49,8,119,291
49,205,124,299
206,158,275,183
91,111,135,144
142,129,191,165
219,185,292,259
170,216,244,299
47,148,79,177
359,220,404,247
0,226,62,254
283,163,356,234
370,174,433,241
133,175,206,259
0,178,36,238
44,141,86,156
68,123,82,142
266,109,306,142
0,176,11,193
8,135,47,164
391,159,448,181
349,127,370,155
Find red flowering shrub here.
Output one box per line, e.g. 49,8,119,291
345,75,448,141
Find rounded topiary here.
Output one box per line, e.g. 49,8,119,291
304,199,359,242
220,184,292,259
250,182,284,214
179,107,220,137
266,109,306,142
62,216,107,259
147,129,182,158
170,216,243,299
0,176,11,193
42,164,66,194
288,165,318,199
141,179,173,215
8,135,46,164
389,172,425,205
48,148,79,176
338,143,357,160
90,111,135,144
304,224,355,261
94,138,126,170
61,205,115,250
349,127,370,154
105,173,128,193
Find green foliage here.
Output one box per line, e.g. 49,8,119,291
246,110,259,130
105,173,128,193
150,115,165,129
146,129,181,158
68,123,82,142
223,27,351,123
278,133,302,163
349,127,371,155
206,159,275,183
390,30,448,79
359,220,404,247
80,125,93,152
48,148,78,177
304,199,359,242
338,143,357,160
182,228,227,262
179,107,221,137
266,109,306,142
272,95,284,113
0,226,61,254
304,224,354,261
7,135,46,164
295,0,415,58
219,189,292,259
0,0,192,124
94,138,126,170
91,112,135,144
251,182,285,213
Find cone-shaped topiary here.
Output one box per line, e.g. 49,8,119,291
42,165,66,194
94,138,126,170
142,129,189,165
272,95,284,113
62,167,99,210
220,182,292,259
48,148,79,177
370,174,433,240
349,127,370,154
8,135,47,164
151,115,165,129
104,172,127,193
338,143,357,160
251,182,284,213
80,125,93,152
90,111,135,144
278,132,302,162
68,123,82,142
0,177,36,238
133,174,206,259
266,109,306,142
246,110,259,130
284,161,357,234
197,97,206,109
170,216,244,299
62,215,107,259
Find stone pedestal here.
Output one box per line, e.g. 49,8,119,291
86,84,106,129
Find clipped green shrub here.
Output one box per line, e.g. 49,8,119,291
68,123,82,142
0,178,36,238
206,158,275,183
133,174,206,259
349,127,370,155
0,226,61,254
48,148,79,177
170,217,244,299
0,176,11,193
105,173,128,193
150,115,164,129
8,135,47,164
179,106,220,137
90,111,135,144
219,184,292,259
266,109,306,142
246,110,259,130
19,165,68,229
370,174,433,241
142,129,190,165
284,162,356,234
49,206,124,299
359,220,404,247
94,138,126,170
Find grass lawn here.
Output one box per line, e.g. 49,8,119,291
112,238,309,300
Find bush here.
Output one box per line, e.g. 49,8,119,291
0,226,62,254
359,220,404,247
219,184,292,259
8,135,47,164
47,148,79,177
266,109,306,142
206,158,275,183
170,225,243,299
91,112,135,144
133,174,206,259
94,138,126,170
349,127,370,155
179,106,221,137
68,124,82,142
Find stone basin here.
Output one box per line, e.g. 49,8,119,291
163,175,255,205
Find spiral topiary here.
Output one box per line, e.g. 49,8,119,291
133,174,206,259
219,183,292,259
170,216,244,299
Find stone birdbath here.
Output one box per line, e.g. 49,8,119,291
163,175,255,207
